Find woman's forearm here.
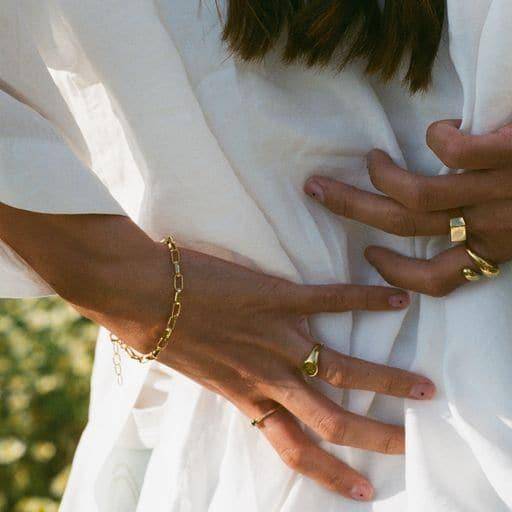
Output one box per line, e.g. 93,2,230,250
0,203,438,501
0,202,170,350
0,203,145,301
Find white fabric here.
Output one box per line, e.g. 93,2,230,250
1,0,512,510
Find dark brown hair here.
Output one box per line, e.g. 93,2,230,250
221,1,445,92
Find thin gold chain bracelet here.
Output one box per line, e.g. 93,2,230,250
110,235,184,385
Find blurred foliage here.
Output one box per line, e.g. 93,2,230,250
0,297,98,511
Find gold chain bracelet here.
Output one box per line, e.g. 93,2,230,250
110,235,184,385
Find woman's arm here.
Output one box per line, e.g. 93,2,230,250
0,204,170,353
0,7,436,500
0,201,436,502
304,119,512,295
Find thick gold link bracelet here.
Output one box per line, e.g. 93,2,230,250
110,235,184,385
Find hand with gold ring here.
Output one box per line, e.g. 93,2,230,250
153,249,436,502
304,119,512,296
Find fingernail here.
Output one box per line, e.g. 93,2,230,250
410,382,436,400
350,482,374,501
304,179,325,202
389,294,410,309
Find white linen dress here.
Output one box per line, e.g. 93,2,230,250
1,1,512,510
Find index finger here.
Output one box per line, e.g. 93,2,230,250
427,119,512,170
367,150,512,211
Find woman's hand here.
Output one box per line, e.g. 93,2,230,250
304,120,512,297
0,205,435,501
101,244,435,502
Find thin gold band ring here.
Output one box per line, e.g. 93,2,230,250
251,405,282,427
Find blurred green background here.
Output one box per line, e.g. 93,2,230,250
0,297,98,512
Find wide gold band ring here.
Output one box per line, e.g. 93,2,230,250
465,247,500,279
251,405,282,427
301,343,323,377
450,216,467,243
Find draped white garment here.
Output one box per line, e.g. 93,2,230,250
1,1,512,510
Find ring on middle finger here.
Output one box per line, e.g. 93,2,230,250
301,343,324,378
450,216,467,243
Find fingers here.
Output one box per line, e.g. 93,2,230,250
427,119,512,170
290,283,410,315
259,407,374,501
367,150,512,211
305,175,451,234
240,402,374,502
364,244,478,297
266,377,405,455
305,148,512,215
310,344,436,400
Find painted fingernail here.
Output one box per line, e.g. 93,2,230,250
350,482,374,501
304,179,325,202
389,294,410,309
410,382,436,400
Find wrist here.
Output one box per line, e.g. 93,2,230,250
81,237,172,353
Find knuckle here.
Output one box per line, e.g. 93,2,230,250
362,288,372,310
331,193,352,218
379,374,396,395
279,445,305,471
439,138,465,169
321,288,349,311
407,179,435,211
326,473,349,492
467,209,504,237
262,279,292,307
257,367,296,399
314,414,347,443
383,432,404,454
384,209,417,236
325,359,349,388
424,269,449,297
271,379,297,403
379,371,403,396
466,212,485,235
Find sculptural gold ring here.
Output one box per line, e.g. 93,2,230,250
301,343,323,377
450,216,467,243
462,267,482,282
251,405,282,427
465,247,500,279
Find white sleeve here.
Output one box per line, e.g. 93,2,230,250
0,3,127,298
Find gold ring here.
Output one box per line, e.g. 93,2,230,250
462,267,482,282
450,217,467,243
465,247,500,279
251,405,282,427
301,343,323,377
